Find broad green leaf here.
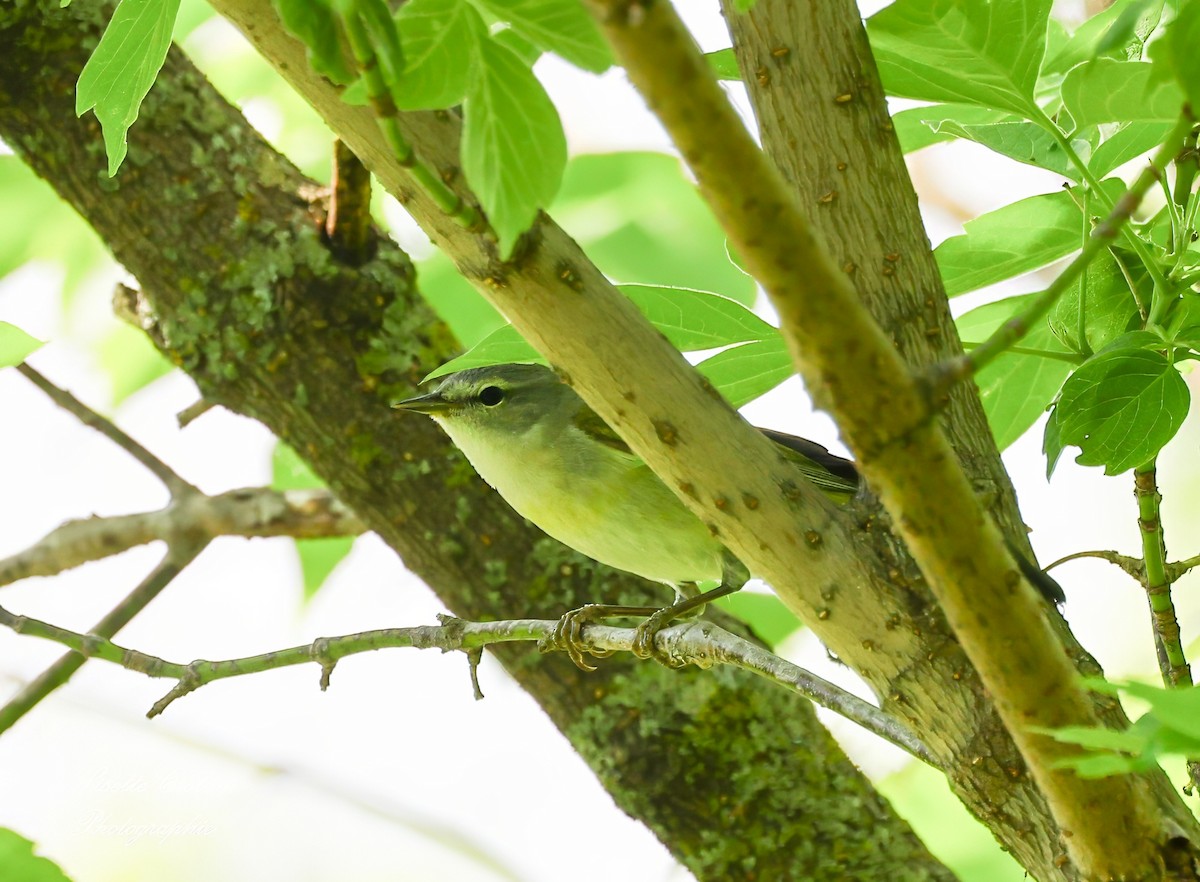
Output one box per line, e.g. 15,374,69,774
928,117,1082,179
0,829,73,882
867,0,1051,117
1089,121,1174,177
1043,404,1065,478
1119,681,1200,740
76,0,184,176
714,591,802,647
470,0,612,72
553,153,754,304
935,181,1124,296
705,48,740,81
97,322,174,403
695,337,793,409
426,284,778,381
1055,347,1189,474
463,38,566,257
489,26,542,66
1052,752,1148,778
424,323,539,381
272,442,354,601
619,285,775,350
0,322,44,369
733,0,758,11
1061,59,1184,128
1042,0,1164,76
956,294,1075,450
1033,724,1150,753
274,0,355,85
1151,0,1200,112
394,0,486,109
416,252,506,347
1047,249,1141,354
891,104,1011,154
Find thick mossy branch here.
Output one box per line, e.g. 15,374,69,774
0,4,953,879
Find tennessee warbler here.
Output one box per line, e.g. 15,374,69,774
393,363,1062,666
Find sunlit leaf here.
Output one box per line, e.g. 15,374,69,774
463,38,566,256
76,0,184,175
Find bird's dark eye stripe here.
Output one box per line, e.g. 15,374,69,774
479,386,505,406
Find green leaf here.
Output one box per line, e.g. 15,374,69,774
1047,248,1141,354
956,294,1075,450
0,829,74,882
618,285,775,351
1118,681,1200,740
733,0,758,11
272,442,354,600
274,0,356,85
394,0,486,109
927,117,1082,179
1061,59,1184,129
426,284,779,381
1042,0,1164,76
714,591,803,648
424,323,539,381
867,0,1051,117
0,322,45,369
97,321,174,403
1055,347,1189,474
935,181,1124,296
76,0,184,176
463,38,566,257
695,337,793,409
553,153,754,304
705,48,740,81
1033,723,1150,753
1043,403,1065,478
470,0,613,72
1088,121,1174,177
423,285,789,408
891,104,1011,154
1151,0,1200,112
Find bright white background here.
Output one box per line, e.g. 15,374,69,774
2,2,1199,880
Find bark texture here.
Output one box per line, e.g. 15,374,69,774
0,2,954,880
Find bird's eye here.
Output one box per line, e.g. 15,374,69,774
479,385,505,406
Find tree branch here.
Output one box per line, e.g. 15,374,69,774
0,487,363,587
0,602,935,765
581,1,1168,877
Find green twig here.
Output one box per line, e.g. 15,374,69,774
0,606,936,765
930,115,1195,396
1134,463,1191,688
1133,462,1200,793
335,0,481,231
0,542,206,734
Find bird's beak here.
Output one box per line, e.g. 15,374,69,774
391,391,455,415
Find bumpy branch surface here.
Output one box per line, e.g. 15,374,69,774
582,2,1174,876
0,3,954,879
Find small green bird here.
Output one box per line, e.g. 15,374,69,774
393,363,1061,666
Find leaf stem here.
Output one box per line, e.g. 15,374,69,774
335,0,481,231
931,115,1194,395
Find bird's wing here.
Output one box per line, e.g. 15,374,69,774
760,427,859,501
572,400,858,501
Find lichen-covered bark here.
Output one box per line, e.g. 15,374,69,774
0,2,954,879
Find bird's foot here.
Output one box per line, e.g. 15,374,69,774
540,603,658,671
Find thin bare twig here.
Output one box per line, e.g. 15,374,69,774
0,542,206,734
17,364,194,498
0,605,935,766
